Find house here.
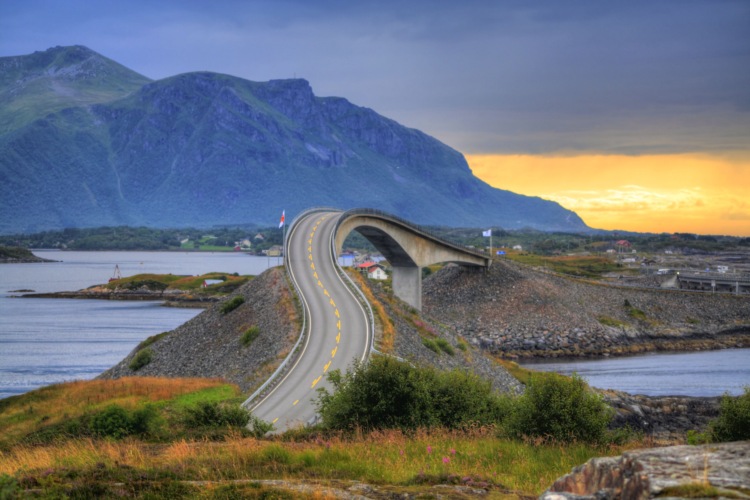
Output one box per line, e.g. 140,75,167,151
367,265,388,280
254,233,265,241
512,245,523,251
202,279,224,288
356,261,387,280
263,245,283,256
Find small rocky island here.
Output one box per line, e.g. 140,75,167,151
20,271,254,307
0,245,55,263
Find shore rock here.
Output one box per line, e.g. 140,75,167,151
541,440,750,499
98,267,299,393
423,260,750,359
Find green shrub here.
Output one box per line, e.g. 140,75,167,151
89,404,161,439
709,387,750,442
434,338,455,356
316,357,511,431
129,348,153,371
91,408,127,439
240,325,260,347
507,373,613,443
183,401,250,429
422,338,440,353
220,295,245,314
0,473,20,499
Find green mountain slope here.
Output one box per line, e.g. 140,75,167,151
0,45,151,134
0,46,588,234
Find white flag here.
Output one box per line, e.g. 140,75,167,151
482,229,491,237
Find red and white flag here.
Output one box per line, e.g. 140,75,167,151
278,210,285,229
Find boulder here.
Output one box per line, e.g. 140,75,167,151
542,440,750,499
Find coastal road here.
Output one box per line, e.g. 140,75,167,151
248,210,371,431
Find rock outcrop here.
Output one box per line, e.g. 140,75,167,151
542,440,750,499
98,267,298,393
423,260,750,359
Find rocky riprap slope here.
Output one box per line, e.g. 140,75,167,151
362,276,523,396
423,260,750,358
98,267,298,393
542,440,750,499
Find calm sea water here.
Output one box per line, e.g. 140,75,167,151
1,251,748,399
521,348,750,397
0,250,274,399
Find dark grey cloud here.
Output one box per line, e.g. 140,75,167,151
1,0,748,154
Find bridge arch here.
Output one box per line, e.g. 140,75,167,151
333,209,490,310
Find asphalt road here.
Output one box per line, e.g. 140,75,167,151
249,210,371,432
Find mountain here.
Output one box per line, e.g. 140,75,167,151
0,46,589,234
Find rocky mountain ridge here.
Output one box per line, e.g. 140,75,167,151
0,45,588,234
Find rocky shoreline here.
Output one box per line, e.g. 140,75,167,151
20,288,218,307
423,260,750,359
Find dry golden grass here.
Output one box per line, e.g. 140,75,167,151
347,270,395,353
0,426,638,497
0,377,228,446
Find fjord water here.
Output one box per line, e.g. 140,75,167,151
521,348,750,397
2,251,748,400
0,250,274,399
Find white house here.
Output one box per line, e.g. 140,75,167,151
367,266,388,280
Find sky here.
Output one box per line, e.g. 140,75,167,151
2,0,749,235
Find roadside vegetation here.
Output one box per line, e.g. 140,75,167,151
2,369,745,497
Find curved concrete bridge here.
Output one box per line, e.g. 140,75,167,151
334,208,491,310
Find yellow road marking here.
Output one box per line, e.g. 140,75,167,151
337,320,341,330
314,272,318,279
318,280,323,288
334,309,339,318
293,399,299,406
336,332,341,343
272,417,279,424
308,246,312,253
329,298,336,307
324,361,331,372
308,254,313,261
310,232,314,238
324,289,329,297
311,375,322,388
331,346,338,357
310,263,315,270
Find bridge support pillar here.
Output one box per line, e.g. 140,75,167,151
392,266,422,311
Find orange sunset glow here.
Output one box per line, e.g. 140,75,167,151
467,154,750,237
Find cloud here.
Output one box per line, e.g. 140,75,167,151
2,0,748,156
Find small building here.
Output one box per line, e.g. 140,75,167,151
367,265,388,280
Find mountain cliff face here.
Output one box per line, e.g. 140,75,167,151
0,46,589,234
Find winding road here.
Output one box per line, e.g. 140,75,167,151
248,210,371,431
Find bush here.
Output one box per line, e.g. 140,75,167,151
709,387,750,442
220,295,245,314
129,348,153,371
240,325,260,347
507,373,613,443
316,357,511,431
89,404,161,439
183,401,250,429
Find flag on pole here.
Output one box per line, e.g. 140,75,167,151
279,210,285,229
482,229,491,237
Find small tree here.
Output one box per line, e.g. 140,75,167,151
709,387,750,442
507,373,613,443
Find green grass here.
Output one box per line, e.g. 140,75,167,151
0,377,648,498
598,315,627,328
506,254,624,278
241,326,261,347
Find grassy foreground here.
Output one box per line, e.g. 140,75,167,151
0,377,639,499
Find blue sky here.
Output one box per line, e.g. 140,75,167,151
2,0,748,156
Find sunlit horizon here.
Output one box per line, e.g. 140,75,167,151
467,153,750,237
